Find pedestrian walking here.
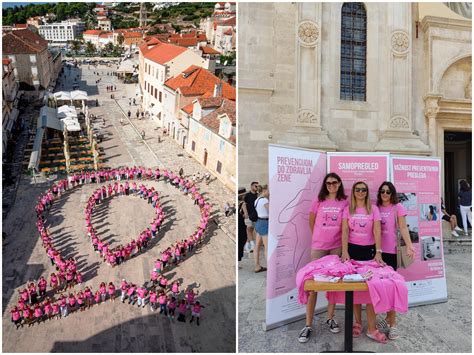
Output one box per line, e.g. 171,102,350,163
458,180,472,235
141,130,146,140
128,110,131,119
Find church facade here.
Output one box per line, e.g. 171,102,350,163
238,2,471,210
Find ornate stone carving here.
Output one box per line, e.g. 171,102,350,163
297,109,319,125
389,116,409,129
298,21,319,47
391,31,409,54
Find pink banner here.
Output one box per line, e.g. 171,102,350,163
327,153,390,203
392,157,445,282
266,145,327,329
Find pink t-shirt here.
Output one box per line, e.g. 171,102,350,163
310,198,348,250
379,203,407,254
343,206,381,246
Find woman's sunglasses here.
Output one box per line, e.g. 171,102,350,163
380,189,392,195
354,187,368,193
325,181,339,186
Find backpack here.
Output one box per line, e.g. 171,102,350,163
248,197,262,222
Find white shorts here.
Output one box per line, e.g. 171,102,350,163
192,311,200,317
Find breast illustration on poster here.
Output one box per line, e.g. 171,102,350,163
266,144,327,330
391,156,447,305
327,152,390,202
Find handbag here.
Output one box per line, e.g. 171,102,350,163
395,206,414,269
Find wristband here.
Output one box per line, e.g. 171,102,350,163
376,249,382,254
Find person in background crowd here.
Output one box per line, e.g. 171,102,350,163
441,198,463,237
254,185,269,273
238,188,248,268
299,173,347,343
458,180,472,236
375,181,416,340
341,181,386,344
244,182,259,253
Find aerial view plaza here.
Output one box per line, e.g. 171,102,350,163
2,1,236,352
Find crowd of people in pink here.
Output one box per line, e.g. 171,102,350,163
11,166,210,329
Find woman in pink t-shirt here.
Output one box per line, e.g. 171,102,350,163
299,173,348,343
341,181,386,343
376,181,415,340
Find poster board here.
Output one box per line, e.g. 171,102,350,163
266,144,328,330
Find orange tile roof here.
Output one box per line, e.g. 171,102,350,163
142,41,187,65
164,65,236,100
99,32,113,38
200,98,236,136
168,37,199,47
2,29,48,55
182,102,194,114
201,46,221,55
83,29,103,36
220,16,236,26
14,24,28,29
124,32,143,39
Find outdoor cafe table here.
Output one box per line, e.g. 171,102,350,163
304,279,370,353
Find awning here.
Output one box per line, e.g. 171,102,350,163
57,105,77,119
71,90,88,101
38,106,63,131
53,91,72,101
28,127,44,171
61,118,81,131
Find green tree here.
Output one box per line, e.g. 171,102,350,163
71,40,81,55
104,42,114,53
117,33,125,46
85,41,96,56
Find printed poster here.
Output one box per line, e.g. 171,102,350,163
327,152,390,204
391,156,447,305
266,144,327,330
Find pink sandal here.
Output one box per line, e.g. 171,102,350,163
366,329,388,344
352,323,362,338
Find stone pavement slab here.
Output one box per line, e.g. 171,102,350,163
238,249,472,353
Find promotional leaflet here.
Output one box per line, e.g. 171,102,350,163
266,144,328,330
391,156,447,305
327,152,390,203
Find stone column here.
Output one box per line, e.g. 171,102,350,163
423,94,441,156
376,3,431,154
278,2,336,150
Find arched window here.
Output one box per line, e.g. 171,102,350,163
340,3,367,101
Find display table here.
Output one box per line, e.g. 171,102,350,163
304,279,369,353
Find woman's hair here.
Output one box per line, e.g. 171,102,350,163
376,181,399,206
460,180,471,192
318,172,347,201
429,205,435,214
259,184,268,195
349,181,372,215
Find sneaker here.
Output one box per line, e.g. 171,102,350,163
451,230,460,237
298,326,312,343
326,318,341,333
454,226,463,232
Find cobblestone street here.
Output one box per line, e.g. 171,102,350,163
2,61,236,352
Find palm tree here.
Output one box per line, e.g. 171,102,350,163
85,41,96,56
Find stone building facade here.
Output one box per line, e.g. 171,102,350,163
238,3,471,210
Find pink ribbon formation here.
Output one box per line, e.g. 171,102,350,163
10,167,211,327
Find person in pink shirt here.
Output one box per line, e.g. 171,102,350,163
120,280,129,303
23,305,33,326
190,301,204,326
77,291,86,311
108,282,116,302
84,286,93,309
94,290,101,305
59,294,68,318
167,297,176,320
52,302,60,320
171,281,180,297
68,293,77,312
43,298,53,321
76,271,83,286
150,269,159,286
136,286,147,308
149,289,158,312
127,284,136,305
37,276,47,298
99,282,107,302
11,306,22,329
375,181,416,340
341,181,386,344
177,299,187,322
186,289,197,310
299,173,348,343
